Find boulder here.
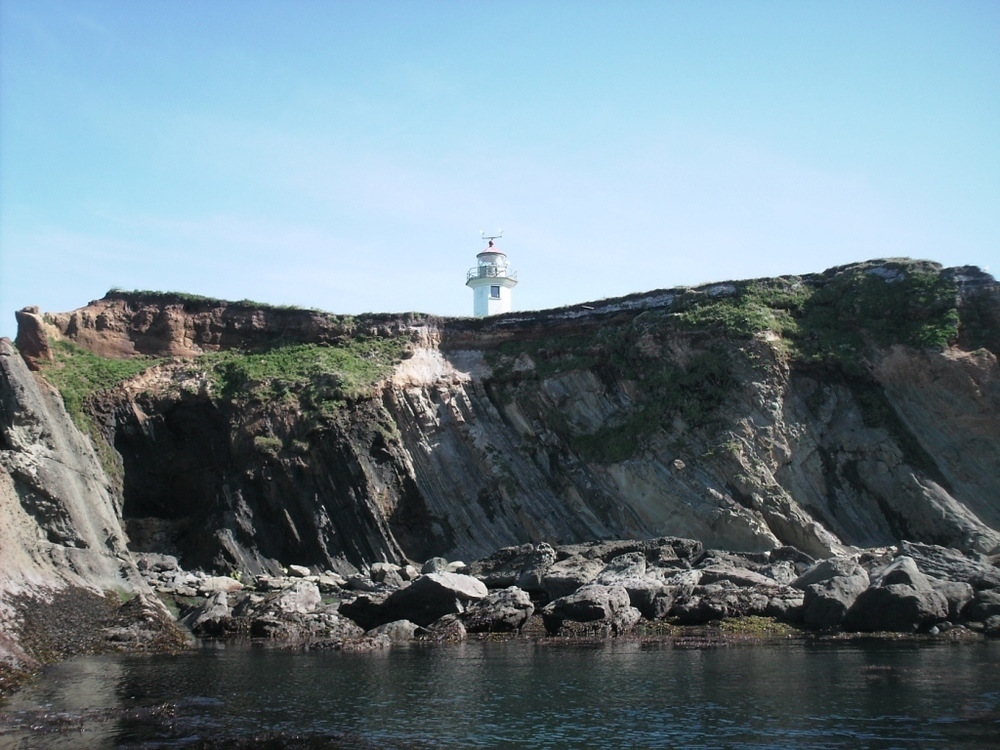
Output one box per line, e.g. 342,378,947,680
671,582,770,625
366,619,422,643
984,615,1000,637
900,542,1000,590
651,587,681,620
700,550,771,570
375,572,488,627
541,555,605,600
197,576,244,595
399,565,421,582
462,587,534,633
842,557,949,632
273,580,321,615
180,591,232,636
347,575,380,592
613,577,666,619
698,564,776,588
763,585,805,622
758,560,798,585
468,543,535,588
962,588,1000,622
256,575,295,591
596,552,647,583
516,543,559,594
250,611,362,642
791,558,867,590
421,557,450,574
768,546,816,568
134,553,180,573
370,561,398,577
317,574,346,594
371,568,406,590
541,583,638,635
928,579,974,622
420,614,467,642
651,537,705,564
337,592,391,631
287,564,312,578
800,567,870,630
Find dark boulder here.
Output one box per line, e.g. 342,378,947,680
462,587,534,633
541,583,640,635
373,572,488,628
179,591,234,636
962,588,1000,622
928,579,974,622
419,614,467,642
468,543,536,588
798,560,870,630
843,557,949,632
338,592,392,631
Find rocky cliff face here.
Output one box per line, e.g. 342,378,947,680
0,340,179,690
8,259,1000,583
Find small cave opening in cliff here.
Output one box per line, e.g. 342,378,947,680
115,398,231,560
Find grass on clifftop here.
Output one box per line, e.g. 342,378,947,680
105,287,316,312
196,337,410,414
672,261,960,371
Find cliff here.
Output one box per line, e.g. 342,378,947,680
5,259,997,587
0,340,181,691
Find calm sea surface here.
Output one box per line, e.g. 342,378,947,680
2,639,998,749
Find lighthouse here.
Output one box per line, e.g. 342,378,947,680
466,232,518,317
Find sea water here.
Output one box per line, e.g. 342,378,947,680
2,639,998,749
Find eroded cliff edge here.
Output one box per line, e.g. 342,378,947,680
7,259,998,586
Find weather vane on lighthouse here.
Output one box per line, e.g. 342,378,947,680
466,230,517,317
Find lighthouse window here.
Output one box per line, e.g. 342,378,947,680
490,285,501,299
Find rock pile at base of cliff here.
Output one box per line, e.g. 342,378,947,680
143,537,1000,648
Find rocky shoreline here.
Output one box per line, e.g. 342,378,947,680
142,536,1000,651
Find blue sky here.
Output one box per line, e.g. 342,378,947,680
1,1,997,339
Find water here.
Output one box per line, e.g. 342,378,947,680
2,639,999,749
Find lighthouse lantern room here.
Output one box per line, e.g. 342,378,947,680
466,232,517,317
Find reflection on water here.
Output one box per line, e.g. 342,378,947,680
2,639,999,749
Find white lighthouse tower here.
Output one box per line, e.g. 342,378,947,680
466,232,518,317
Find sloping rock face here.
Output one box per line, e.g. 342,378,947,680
0,338,138,589
12,259,1000,578
0,340,179,689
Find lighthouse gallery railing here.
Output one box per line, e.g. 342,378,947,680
467,266,517,282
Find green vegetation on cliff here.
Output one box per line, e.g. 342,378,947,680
40,341,163,429
198,337,410,414
105,287,318,312
37,341,164,485
486,260,966,463
671,261,960,367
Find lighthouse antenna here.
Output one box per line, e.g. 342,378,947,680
481,229,504,243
